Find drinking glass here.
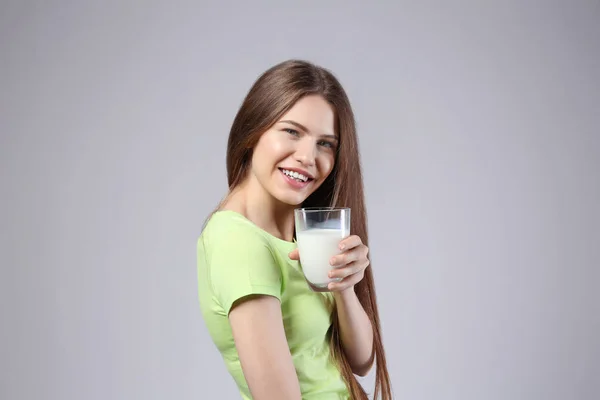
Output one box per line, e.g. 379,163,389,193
294,207,351,292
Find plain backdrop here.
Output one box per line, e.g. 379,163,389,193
1,1,599,399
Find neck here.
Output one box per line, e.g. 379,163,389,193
224,176,296,242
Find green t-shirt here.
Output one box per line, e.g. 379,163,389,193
197,210,350,399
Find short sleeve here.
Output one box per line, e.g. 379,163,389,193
205,219,282,315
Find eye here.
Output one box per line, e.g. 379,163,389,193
318,140,336,149
284,128,300,137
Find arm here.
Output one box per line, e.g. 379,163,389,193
229,295,302,399
288,234,376,376
333,289,375,376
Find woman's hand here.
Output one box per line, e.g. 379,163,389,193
289,235,370,292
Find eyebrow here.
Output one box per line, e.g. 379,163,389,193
279,119,338,141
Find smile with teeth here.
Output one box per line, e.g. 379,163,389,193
280,168,311,183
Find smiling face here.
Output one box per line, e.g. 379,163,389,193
248,95,338,206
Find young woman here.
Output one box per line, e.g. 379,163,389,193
197,59,392,399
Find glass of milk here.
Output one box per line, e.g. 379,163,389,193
294,207,351,292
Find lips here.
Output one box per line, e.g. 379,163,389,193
279,168,314,189
279,167,314,180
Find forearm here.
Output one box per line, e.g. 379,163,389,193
333,288,374,376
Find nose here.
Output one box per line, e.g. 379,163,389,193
294,137,316,167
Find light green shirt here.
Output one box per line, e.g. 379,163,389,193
197,210,350,399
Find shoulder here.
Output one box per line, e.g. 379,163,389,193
199,210,272,254
198,211,284,311
202,210,268,239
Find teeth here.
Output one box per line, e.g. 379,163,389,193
282,169,309,182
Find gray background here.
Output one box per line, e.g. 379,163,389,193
1,1,599,399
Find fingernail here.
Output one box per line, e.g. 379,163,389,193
339,244,345,250
330,257,335,266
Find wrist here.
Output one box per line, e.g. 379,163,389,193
332,285,356,303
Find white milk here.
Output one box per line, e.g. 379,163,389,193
296,228,347,288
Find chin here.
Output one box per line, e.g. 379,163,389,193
269,178,323,207
272,189,310,207
276,194,306,207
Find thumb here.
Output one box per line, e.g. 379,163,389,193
288,248,300,260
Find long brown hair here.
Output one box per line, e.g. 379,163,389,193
224,59,392,399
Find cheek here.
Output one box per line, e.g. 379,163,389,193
270,140,289,158
253,134,287,168
259,134,290,161
318,154,335,178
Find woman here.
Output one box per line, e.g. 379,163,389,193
197,59,392,399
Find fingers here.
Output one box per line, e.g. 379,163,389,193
291,234,370,293
328,259,370,280
328,268,365,291
338,235,363,251
288,248,300,260
329,244,369,267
